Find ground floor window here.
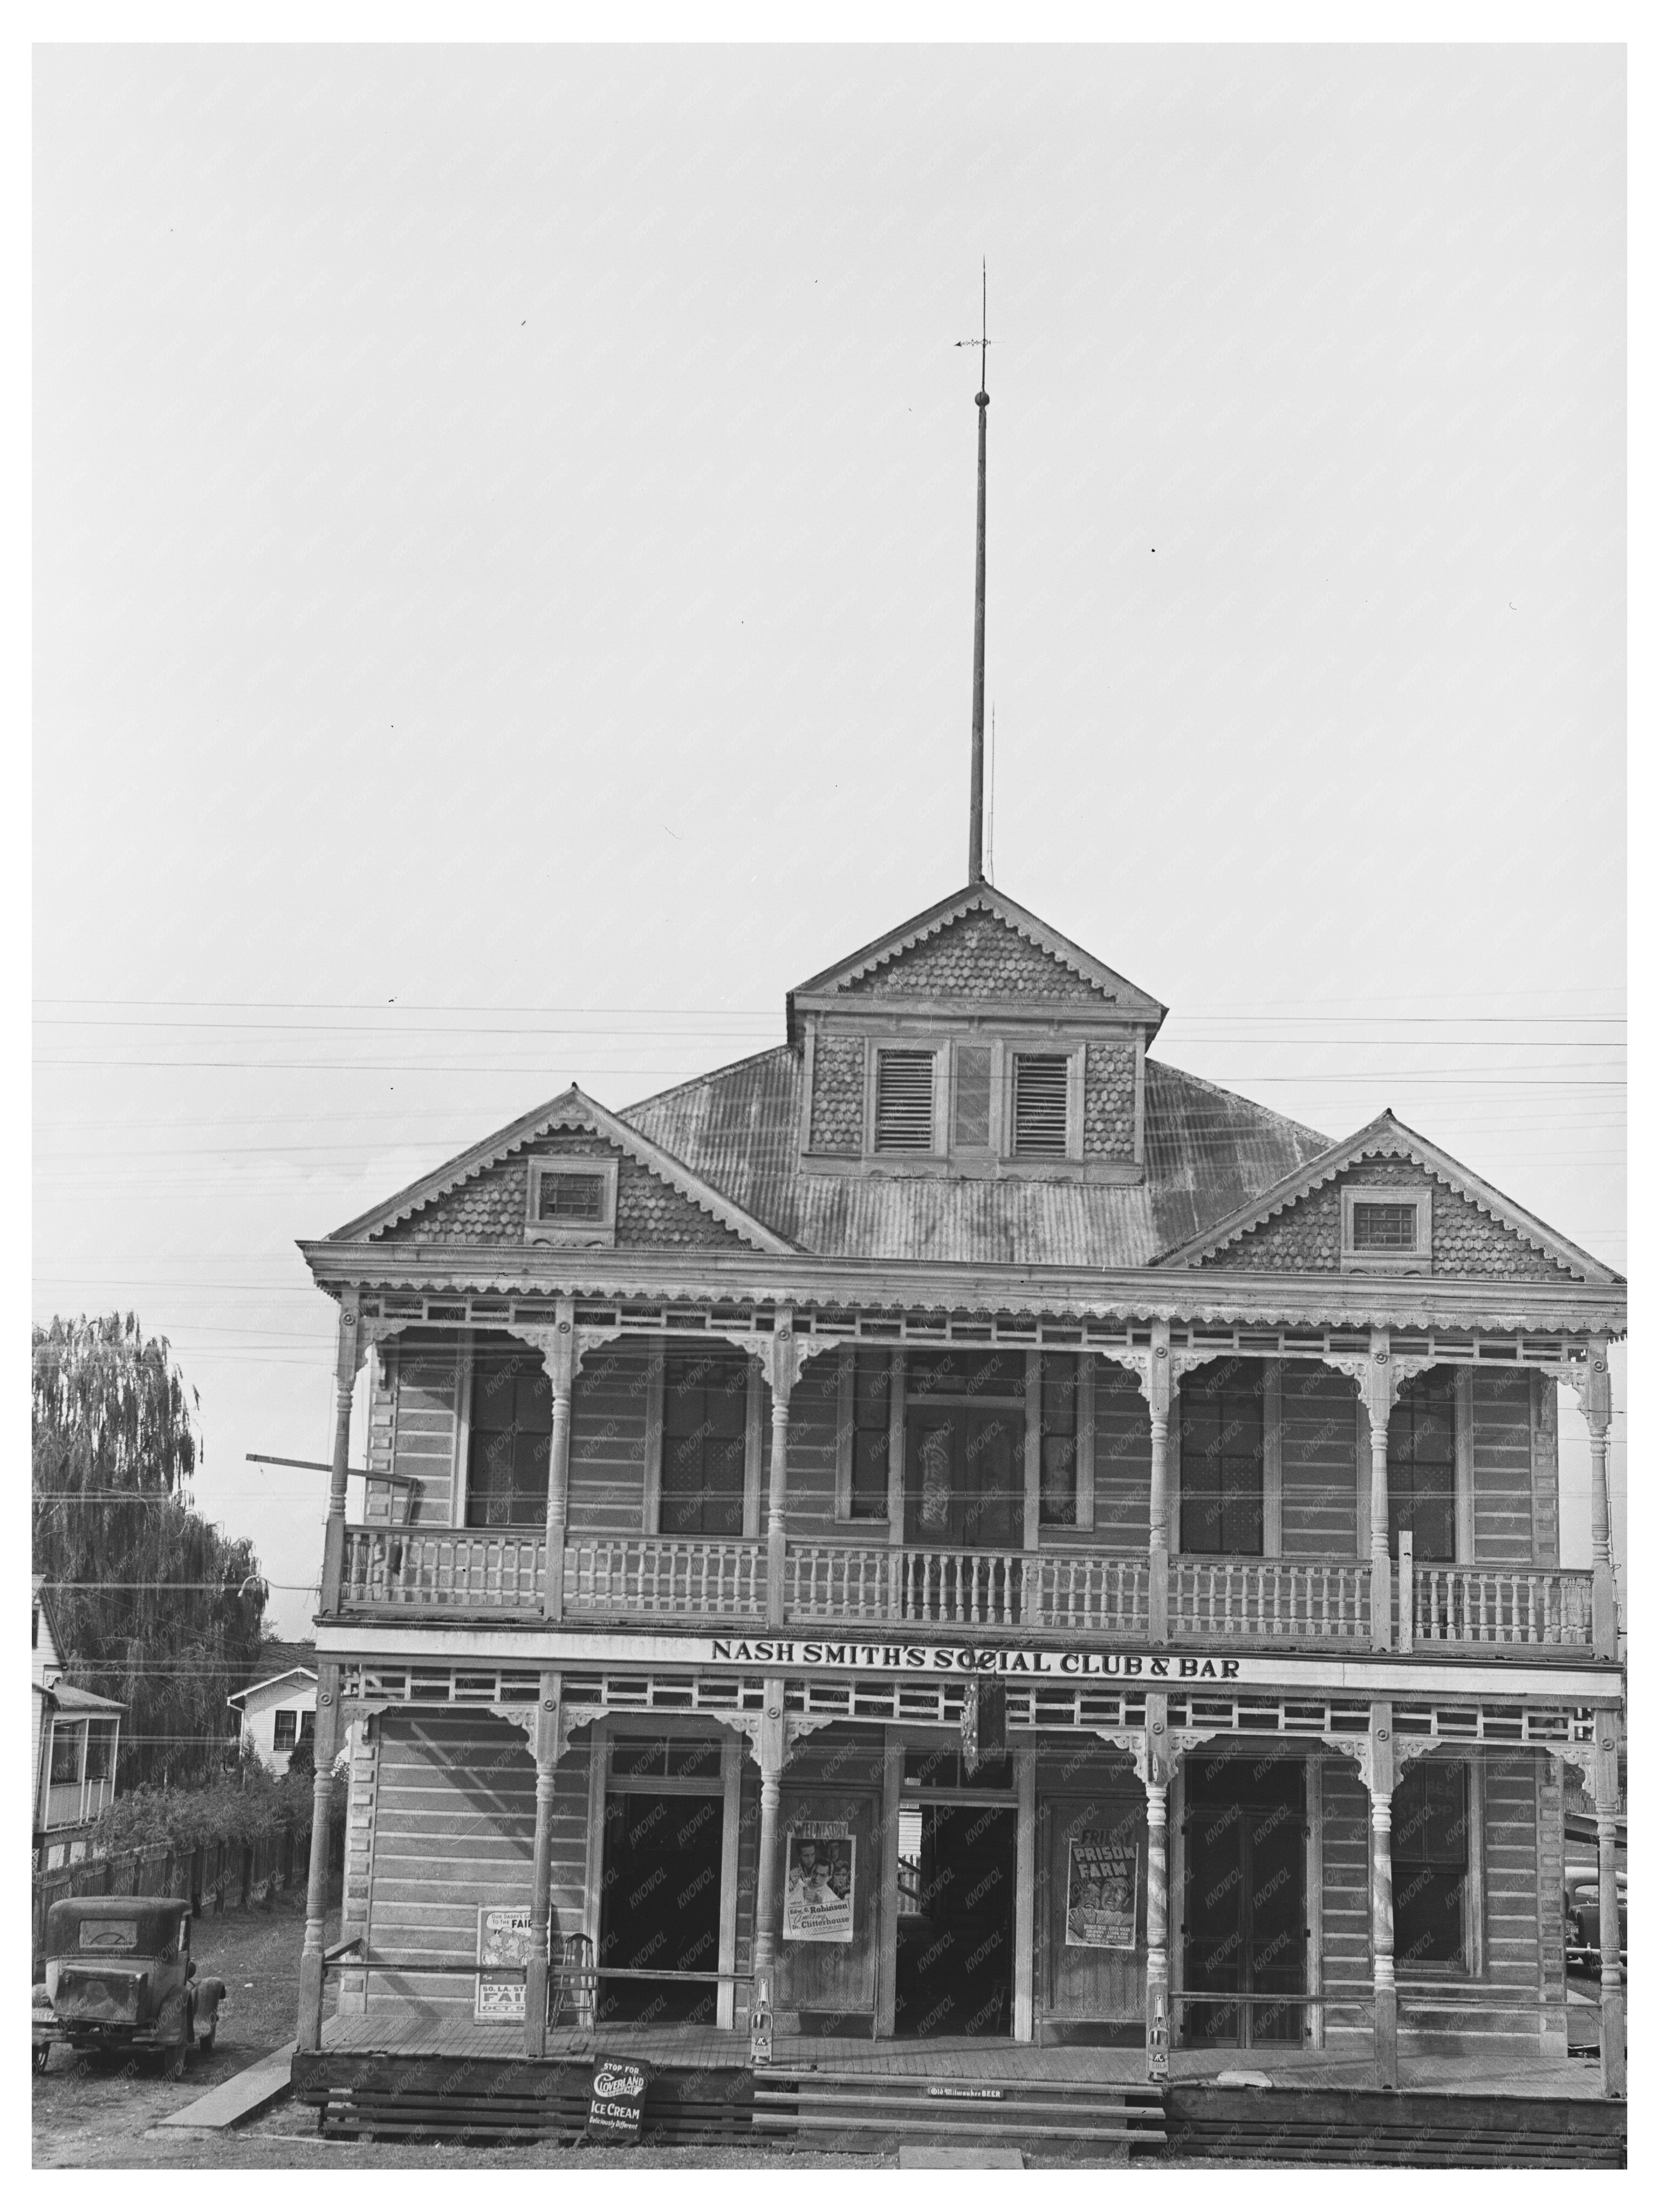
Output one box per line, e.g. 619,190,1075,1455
1392,1760,1470,1969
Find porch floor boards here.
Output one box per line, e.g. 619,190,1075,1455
319,2007,1606,2098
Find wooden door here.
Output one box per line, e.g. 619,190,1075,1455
904,1406,1024,1549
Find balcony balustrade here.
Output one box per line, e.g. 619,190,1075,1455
336,1525,1599,1657
1405,1563,1593,1650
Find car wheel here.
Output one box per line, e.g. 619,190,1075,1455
32,2045,49,2076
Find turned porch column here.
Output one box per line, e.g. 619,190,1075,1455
748,1688,787,2064
1581,1346,1618,1659
1593,1720,1626,2098
1366,1702,1398,2088
295,1663,343,2053
765,1314,797,1629
319,1298,361,1617
531,1300,578,1623
523,1670,562,2057
1144,1694,1171,2082
1363,1336,1394,1653
1144,1328,1173,1646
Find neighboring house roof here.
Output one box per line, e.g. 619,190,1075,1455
1155,1109,1625,1283
323,1084,797,1253
623,1049,1331,1269
251,1639,318,1678
33,1574,67,1671
227,1666,318,1711
42,1682,126,1717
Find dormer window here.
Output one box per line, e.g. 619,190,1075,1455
526,1156,619,1247
1340,1184,1431,1273
874,1049,936,1152
1011,1053,1070,1156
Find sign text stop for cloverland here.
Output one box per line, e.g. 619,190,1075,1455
707,1639,1244,1680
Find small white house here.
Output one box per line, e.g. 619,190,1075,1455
33,1575,124,1867
228,1665,318,1775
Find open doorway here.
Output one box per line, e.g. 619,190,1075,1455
597,1735,725,2026
894,1784,1017,2039
1182,1756,1307,2048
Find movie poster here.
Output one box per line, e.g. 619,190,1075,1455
782,1822,855,1944
475,1904,532,2021
1064,1833,1139,1950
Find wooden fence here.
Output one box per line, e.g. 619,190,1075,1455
32,1809,344,1975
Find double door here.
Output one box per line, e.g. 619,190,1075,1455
904,1405,1023,1549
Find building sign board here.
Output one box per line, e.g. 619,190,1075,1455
1065,1834,1139,1950
782,1822,854,1944
474,1905,531,2023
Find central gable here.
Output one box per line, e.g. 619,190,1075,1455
841,906,1111,1004
791,883,1166,1022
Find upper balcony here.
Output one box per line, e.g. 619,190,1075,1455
337,1523,1597,1659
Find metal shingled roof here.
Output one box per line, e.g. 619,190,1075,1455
625,1048,1329,1269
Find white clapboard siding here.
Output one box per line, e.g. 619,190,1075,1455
364,1710,589,2015
1282,1363,1360,1559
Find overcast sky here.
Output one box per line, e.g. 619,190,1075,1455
33,43,1625,1636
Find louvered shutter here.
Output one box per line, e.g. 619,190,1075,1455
1012,1053,1069,1156
875,1049,936,1151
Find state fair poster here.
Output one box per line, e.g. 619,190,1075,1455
475,1904,532,2021
782,1821,855,1945
1064,1833,1139,1950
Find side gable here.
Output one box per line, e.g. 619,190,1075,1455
326,1085,794,1254
1161,1113,1618,1286
372,1130,752,1250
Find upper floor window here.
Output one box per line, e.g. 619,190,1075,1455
1341,1184,1431,1273
1039,1353,1079,1525
467,1340,552,1527
50,1725,85,1786
84,1721,118,1782
526,1156,619,1247
661,1350,748,1538
849,1350,893,1519
1180,1363,1265,1555
1011,1053,1069,1156
874,1049,936,1152
1387,1369,1456,1562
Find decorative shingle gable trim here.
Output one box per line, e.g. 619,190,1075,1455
1154,1111,1620,1286
325,1085,795,1254
790,883,1166,1027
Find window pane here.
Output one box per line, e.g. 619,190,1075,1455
953,1045,992,1147
539,1171,606,1220
875,1051,935,1151
667,1738,723,1780
1352,1200,1418,1250
612,1737,669,1779
851,1430,889,1518
1012,1054,1069,1156
84,1723,116,1781
854,1349,892,1430
51,1728,85,1784
1040,1434,1077,1525
272,1710,297,1751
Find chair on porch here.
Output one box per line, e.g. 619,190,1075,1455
550,1930,597,2030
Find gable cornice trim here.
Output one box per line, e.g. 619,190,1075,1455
1154,1115,1617,1285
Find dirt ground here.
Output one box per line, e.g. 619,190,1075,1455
31,1894,897,2171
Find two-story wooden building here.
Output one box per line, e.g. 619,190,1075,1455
289,877,1626,2127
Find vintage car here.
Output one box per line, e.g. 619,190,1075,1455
32,1897,225,2077
1564,1862,1629,1975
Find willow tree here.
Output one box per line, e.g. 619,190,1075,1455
32,1313,267,1791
